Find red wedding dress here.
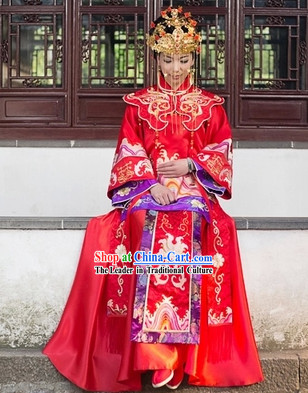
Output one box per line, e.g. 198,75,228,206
43,77,264,391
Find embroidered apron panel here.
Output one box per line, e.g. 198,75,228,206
131,210,202,344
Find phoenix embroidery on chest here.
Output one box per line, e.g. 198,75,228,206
124,88,224,132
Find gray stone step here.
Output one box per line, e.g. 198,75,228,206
0,349,307,393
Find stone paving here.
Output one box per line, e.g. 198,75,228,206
0,349,308,393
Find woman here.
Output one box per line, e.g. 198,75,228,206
43,7,264,391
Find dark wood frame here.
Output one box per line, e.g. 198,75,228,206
0,0,307,141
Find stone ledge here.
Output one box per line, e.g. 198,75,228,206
0,217,89,230
1,140,308,149
0,349,307,393
1,217,308,230
236,217,308,230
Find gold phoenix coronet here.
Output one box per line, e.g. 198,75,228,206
147,6,202,55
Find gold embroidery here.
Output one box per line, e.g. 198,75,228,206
213,219,224,250
117,162,134,183
124,89,224,132
219,167,232,188
208,307,232,325
117,274,124,297
178,211,189,234
212,219,224,305
107,299,127,315
114,222,128,298
159,212,190,238
159,213,173,234
147,91,170,118
144,295,190,332
206,155,224,176
115,221,127,244
180,91,215,117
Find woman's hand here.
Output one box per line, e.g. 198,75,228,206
150,184,176,205
157,159,189,177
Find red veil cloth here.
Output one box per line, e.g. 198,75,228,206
43,79,264,391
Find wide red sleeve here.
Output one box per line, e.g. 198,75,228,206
192,104,233,200
107,104,157,204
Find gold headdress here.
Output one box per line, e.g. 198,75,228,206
147,6,202,55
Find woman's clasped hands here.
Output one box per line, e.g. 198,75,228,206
150,159,189,205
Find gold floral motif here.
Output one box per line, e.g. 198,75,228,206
213,253,225,268
116,187,130,196
115,244,127,258
190,199,207,210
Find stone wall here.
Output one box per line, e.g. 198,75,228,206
0,145,307,350
0,228,307,350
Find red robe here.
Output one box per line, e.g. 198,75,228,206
43,78,264,391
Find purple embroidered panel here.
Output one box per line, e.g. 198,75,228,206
194,161,226,196
130,211,203,345
111,179,157,207
130,195,210,223
189,212,202,342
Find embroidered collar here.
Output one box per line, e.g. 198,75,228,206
123,77,224,132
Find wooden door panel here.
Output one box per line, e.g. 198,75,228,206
0,96,66,123
77,96,126,126
240,98,308,125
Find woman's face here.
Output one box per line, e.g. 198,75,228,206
157,53,194,90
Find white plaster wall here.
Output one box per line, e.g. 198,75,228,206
220,149,308,217
239,230,308,349
0,230,85,348
0,229,307,349
1,147,308,217
0,148,113,217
